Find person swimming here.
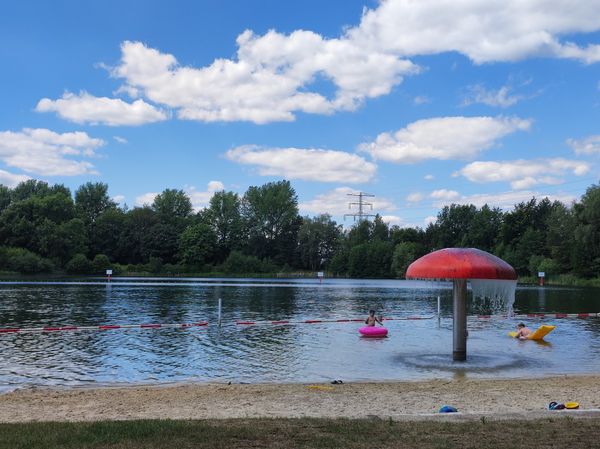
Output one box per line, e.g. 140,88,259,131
514,322,532,339
365,309,383,327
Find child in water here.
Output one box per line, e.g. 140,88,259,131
514,322,532,339
365,310,383,327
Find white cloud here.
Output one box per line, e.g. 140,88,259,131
424,174,434,180
424,216,437,226
186,180,225,211
299,187,396,216
432,190,576,210
111,36,417,124
112,194,125,204
381,215,405,226
567,135,600,155
350,0,600,64
462,85,522,108
413,95,430,105
113,136,128,144
406,192,424,203
458,158,590,189
0,169,31,187
430,189,460,201
41,1,600,125
36,92,168,126
225,145,376,183
360,116,531,163
0,128,103,176
135,192,158,206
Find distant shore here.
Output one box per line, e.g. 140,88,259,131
2,375,599,423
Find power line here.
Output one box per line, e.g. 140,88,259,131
344,192,377,222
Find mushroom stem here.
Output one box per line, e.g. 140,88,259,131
453,278,467,361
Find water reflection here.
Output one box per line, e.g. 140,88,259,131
0,280,600,392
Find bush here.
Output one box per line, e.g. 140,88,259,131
0,247,54,273
66,253,92,274
92,254,111,274
221,251,276,274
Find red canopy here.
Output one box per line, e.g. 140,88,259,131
406,248,517,280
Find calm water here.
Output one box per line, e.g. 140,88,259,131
1,278,600,393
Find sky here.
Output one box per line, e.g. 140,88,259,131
1,0,599,228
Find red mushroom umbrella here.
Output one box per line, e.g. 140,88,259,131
406,248,517,361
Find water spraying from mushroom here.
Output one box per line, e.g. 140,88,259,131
406,248,517,361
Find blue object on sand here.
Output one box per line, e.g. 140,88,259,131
439,405,458,413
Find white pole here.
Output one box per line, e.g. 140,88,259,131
217,297,222,327
437,296,441,317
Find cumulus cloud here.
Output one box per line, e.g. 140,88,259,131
112,194,126,204
0,169,31,187
135,192,158,206
350,0,600,64
406,192,424,203
36,92,168,126
430,189,460,201
186,180,225,210
360,116,531,163
225,145,376,183
424,174,434,180
567,135,600,155
424,216,437,226
432,190,577,210
110,36,417,124
381,215,405,226
113,136,128,144
39,1,600,125
457,158,590,189
0,128,103,176
299,187,396,216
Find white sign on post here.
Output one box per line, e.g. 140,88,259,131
106,269,113,276
317,272,324,278
538,272,545,278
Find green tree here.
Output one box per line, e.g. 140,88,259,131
297,214,342,270
206,190,243,262
75,182,116,225
152,189,193,224
391,241,424,277
241,180,300,265
178,223,217,267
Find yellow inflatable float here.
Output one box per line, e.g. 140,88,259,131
509,324,556,340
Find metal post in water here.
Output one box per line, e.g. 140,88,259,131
217,297,222,327
452,279,467,361
437,295,441,327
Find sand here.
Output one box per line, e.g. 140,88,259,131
1,375,599,423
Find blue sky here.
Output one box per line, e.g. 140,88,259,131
1,0,599,227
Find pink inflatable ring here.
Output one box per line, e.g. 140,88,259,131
359,326,388,338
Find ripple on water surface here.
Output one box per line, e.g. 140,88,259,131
1,279,600,391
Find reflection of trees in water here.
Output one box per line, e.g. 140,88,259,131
513,287,600,314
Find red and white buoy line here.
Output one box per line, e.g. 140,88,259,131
0,313,598,335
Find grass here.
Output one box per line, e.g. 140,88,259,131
1,417,600,449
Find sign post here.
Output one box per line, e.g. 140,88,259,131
538,271,545,286
317,271,324,284
106,269,113,282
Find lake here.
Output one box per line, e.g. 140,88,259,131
1,278,600,392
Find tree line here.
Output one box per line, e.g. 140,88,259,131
0,178,598,280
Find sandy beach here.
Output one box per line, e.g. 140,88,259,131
1,375,599,423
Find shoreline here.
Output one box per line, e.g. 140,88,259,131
2,374,600,423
